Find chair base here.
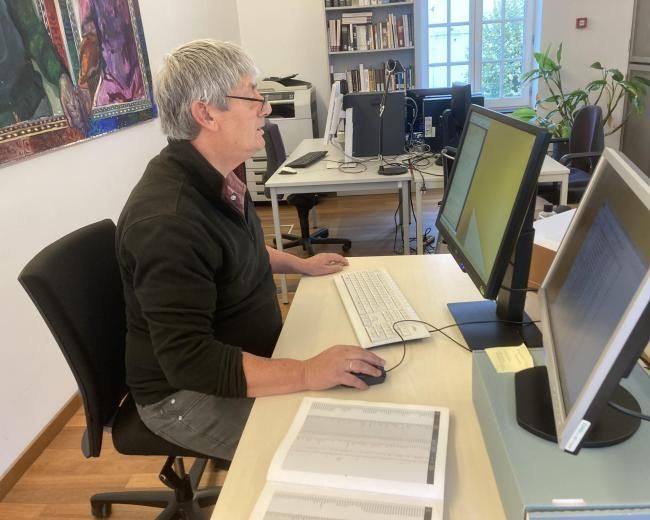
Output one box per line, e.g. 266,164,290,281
275,227,352,257
90,457,218,519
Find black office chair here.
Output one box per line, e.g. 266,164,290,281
263,120,351,256
18,220,223,519
539,105,604,204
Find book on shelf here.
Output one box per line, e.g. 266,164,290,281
335,62,414,92
250,397,450,520
327,12,413,52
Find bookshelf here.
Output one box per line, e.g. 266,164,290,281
324,0,416,93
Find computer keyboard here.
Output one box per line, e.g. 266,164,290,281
334,269,430,348
285,150,328,168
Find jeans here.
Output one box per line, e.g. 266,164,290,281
136,390,254,460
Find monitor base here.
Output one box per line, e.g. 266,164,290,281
447,300,542,350
515,366,642,448
378,165,408,175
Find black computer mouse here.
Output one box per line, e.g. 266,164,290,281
349,365,386,386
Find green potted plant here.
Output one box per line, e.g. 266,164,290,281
513,44,650,148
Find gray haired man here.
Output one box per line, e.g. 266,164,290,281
116,40,385,460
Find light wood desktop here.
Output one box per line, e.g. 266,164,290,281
265,138,412,303
211,255,510,519
413,154,570,254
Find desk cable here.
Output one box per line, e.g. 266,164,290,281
386,318,542,372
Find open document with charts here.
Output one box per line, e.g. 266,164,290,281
250,397,450,520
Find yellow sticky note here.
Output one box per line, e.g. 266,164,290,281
486,344,534,373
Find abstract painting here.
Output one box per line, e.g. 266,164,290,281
0,0,155,166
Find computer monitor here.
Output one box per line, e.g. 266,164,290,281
342,91,406,157
439,83,473,150
516,148,649,454
323,81,344,146
435,105,550,350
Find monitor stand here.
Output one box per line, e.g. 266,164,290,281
447,194,542,350
515,366,642,448
447,300,542,350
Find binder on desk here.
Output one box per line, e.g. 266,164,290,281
251,397,450,519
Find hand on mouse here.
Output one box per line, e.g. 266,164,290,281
302,345,385,390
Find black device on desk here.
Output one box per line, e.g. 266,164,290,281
343,91,406,158
285,150,328,168
406,84,484,153
344,365,386,387
435,105,550,350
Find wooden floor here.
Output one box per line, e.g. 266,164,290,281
0,191,441,519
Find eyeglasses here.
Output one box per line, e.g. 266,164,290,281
225,94,269,106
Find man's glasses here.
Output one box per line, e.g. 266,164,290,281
226,94,269,106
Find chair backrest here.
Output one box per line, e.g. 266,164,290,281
570,105,605,171
263,120,287,198
18,220,126,458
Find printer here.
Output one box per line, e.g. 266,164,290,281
246,76,318,202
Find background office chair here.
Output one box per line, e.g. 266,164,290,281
18,220,222,519
538,104,604,204
263,120,351,256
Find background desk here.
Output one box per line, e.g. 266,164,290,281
266,139,412,302
211,255,507,519
413,155,570,254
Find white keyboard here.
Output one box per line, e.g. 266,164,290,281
334,269,430,348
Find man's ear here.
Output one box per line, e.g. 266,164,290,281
190,100,221,131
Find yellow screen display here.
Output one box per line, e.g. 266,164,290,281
440,112,537,283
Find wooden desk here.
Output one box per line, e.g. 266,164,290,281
413,155,570,254
211,255,507,519
265,139,412,303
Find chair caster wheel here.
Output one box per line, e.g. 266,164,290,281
342,243,352,252
321,230,330,238
91,503,112,518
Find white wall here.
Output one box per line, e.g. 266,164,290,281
540,0,635,147
236,0,331,135
0,0,240,480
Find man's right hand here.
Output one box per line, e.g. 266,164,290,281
302,345,385,391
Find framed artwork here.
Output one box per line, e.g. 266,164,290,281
0,0,156,166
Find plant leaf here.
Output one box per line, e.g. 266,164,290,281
585,79,606,91
556,43,563,64
609,68,624,82
590,61,603,70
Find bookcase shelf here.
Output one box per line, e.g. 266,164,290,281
329,45,414,56
325,1,414,12
324,0,416,93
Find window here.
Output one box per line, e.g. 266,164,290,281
420,0,536,108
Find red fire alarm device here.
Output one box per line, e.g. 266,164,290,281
576,17,588,29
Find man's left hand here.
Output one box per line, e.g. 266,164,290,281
301,253,349,276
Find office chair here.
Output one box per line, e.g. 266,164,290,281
263,120,351,256
18,220,223,519
539,105,604,204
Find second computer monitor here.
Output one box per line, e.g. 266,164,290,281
536,148,650,453
435,105,550,349
342,91,405,157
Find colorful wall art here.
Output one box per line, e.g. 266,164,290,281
0,0,156,166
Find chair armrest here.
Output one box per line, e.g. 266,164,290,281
559,151,601,166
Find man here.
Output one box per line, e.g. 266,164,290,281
116,39,384,460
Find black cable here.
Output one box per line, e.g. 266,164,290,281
383,318,543,372
608,401,650,421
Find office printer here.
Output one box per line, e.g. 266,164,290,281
246,75,318,202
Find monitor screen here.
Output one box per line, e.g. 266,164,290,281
540,148,650,453
437,106,549,299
